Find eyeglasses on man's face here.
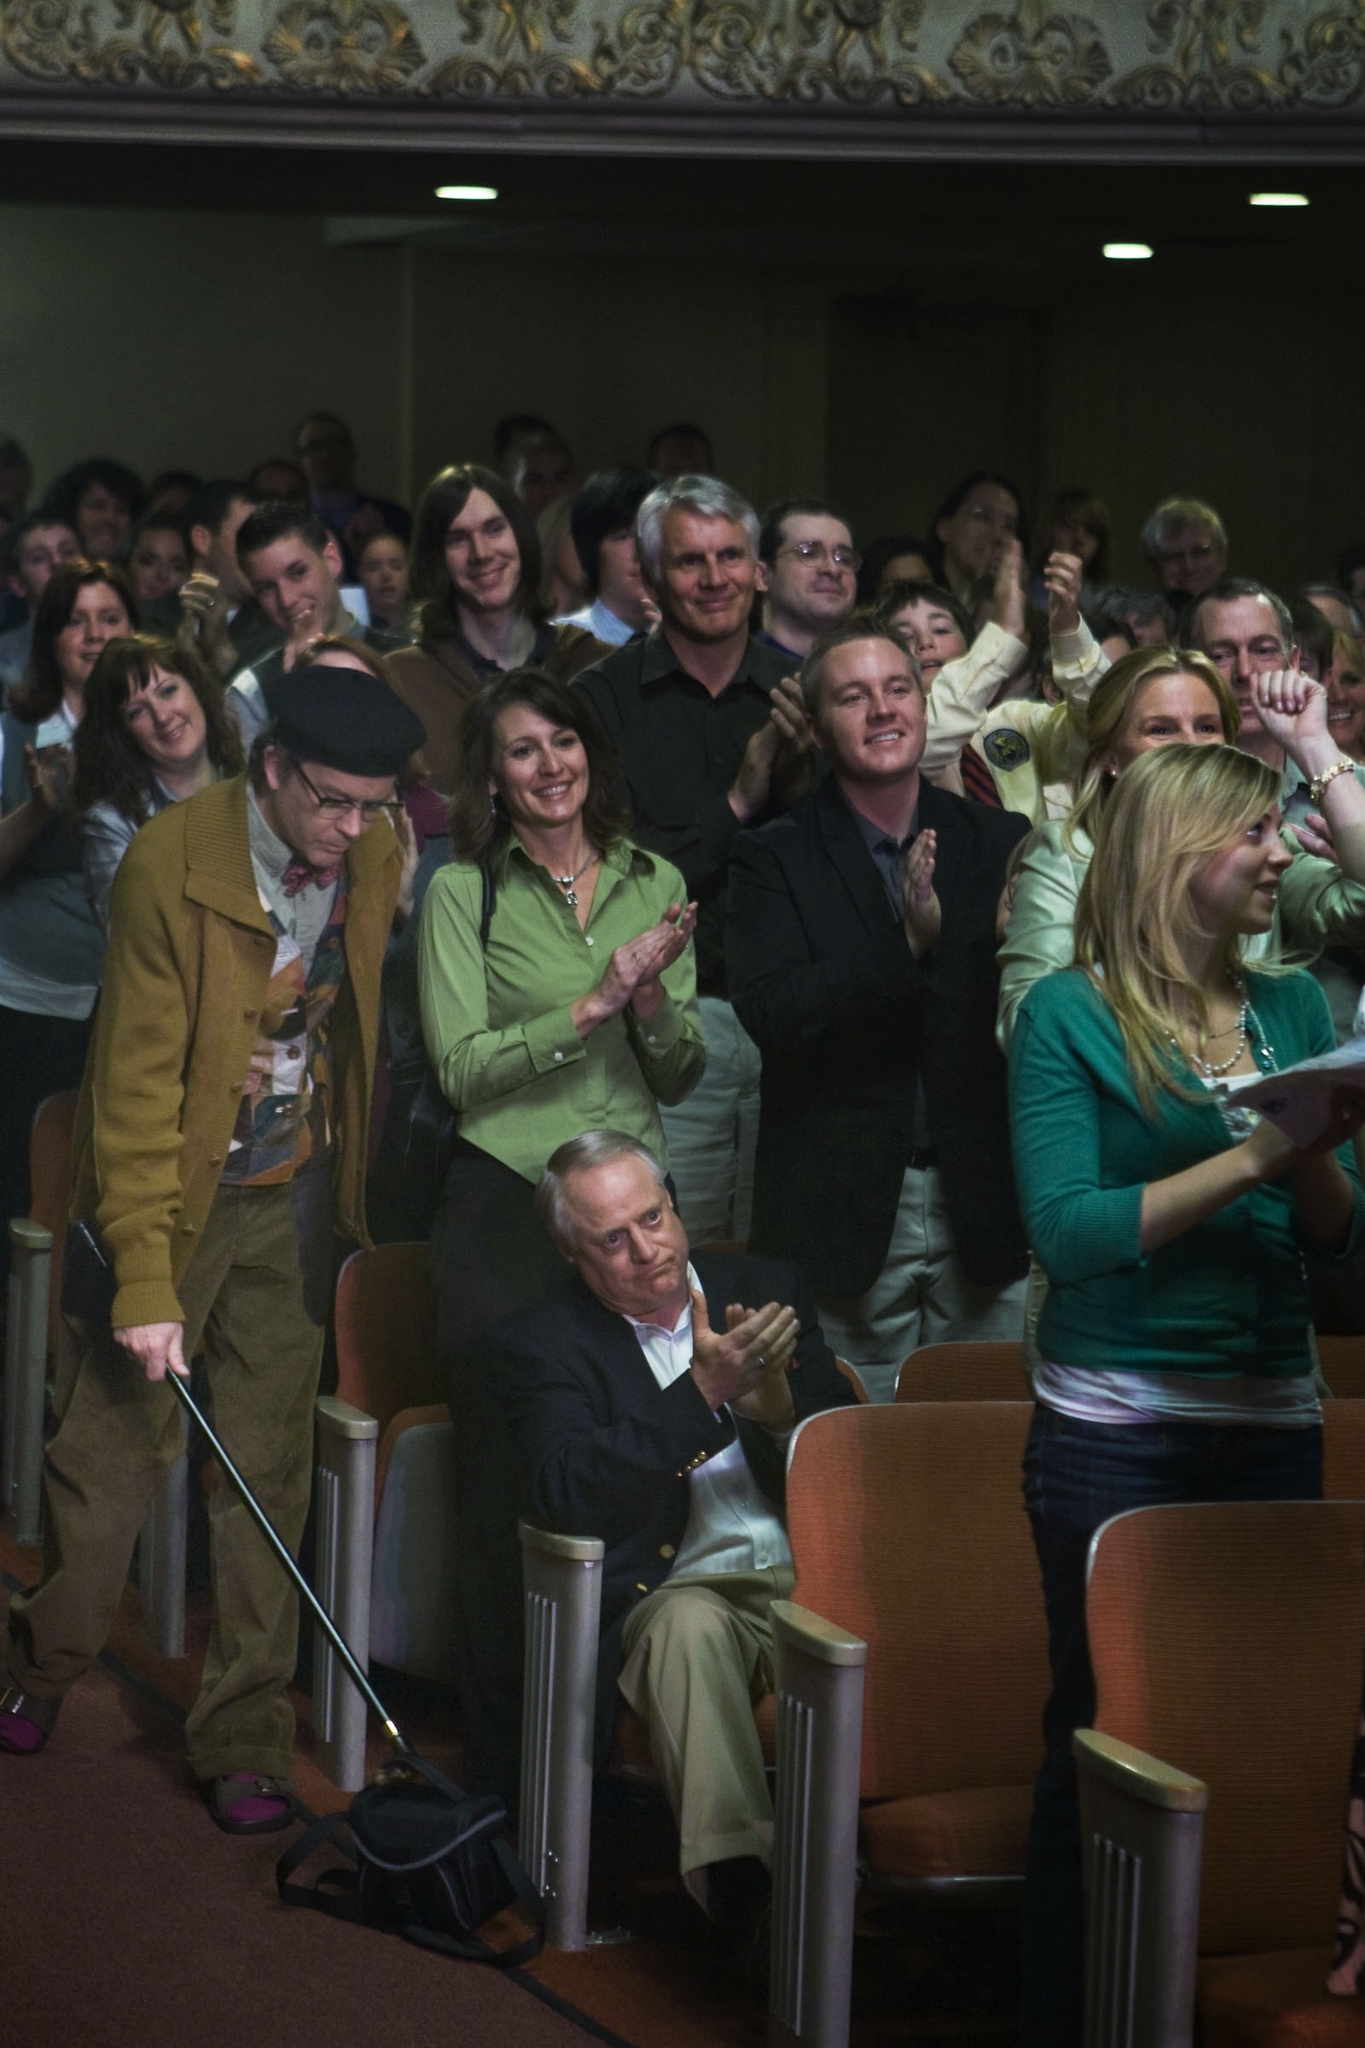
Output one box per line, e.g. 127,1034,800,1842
290,758,403,824
777,540,862,571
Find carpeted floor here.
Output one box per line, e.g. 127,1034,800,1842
1,1534,1018,2048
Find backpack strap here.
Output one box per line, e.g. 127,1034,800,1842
276,1813,363,1923
479,861,496,948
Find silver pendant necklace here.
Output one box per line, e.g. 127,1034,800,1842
1172,983,1251,1080
552,851,598,910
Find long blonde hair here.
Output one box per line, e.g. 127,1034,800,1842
1066,645,1239,851
1075,743,1282,1109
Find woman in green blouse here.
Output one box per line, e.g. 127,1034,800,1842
417,666,704,1803
1009,742,1365,2047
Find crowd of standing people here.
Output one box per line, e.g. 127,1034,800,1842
1,408,1364,2036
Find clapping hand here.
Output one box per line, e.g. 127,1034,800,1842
629,901,699,1019
902,827,940,958
24,743,72,815
769,674,815,807
988,536,1028,642
728,679,814,823
574,901,698,1034
689,1288,798,1430
176,571,236,677
1290,809,1336,862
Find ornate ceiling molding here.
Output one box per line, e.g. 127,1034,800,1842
4,0,1365,148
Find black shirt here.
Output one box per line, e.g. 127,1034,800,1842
576,628,802,996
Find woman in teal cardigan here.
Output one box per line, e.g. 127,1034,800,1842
1009,742,1365,2048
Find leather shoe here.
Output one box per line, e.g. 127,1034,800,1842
207,1771,298,1835
0,1679,61,1754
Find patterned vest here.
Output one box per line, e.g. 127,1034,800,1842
220,888,348,1187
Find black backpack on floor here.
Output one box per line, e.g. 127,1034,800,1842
278,1754,545,1967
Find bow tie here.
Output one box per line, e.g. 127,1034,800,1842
281,860,340,899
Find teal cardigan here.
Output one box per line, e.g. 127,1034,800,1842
1009,966,1364,1377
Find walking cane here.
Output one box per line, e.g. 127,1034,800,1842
162,1366,412,1760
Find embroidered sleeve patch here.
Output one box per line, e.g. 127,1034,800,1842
983,729,1031,772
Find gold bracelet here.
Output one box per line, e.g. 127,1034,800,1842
1308,757,1357,806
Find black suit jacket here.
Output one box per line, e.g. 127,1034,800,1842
725,774,1029,1298
490,1248,856,1755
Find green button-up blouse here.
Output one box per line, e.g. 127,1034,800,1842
418,835,706,1186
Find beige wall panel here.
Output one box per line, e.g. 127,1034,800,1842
1043,282,1365,596
826,298,1048,549
407,248,774,506
0,206,405,499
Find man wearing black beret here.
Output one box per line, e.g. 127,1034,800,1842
1,666,424,1833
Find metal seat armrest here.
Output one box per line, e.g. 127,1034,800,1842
519,1520,605,1951
1074,1728,1208,2048
313,1396,379,1791
768,1598,869,2048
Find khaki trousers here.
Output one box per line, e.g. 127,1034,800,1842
7,1176,326,1782
815,1162,1028,1404
618,1563,793,1907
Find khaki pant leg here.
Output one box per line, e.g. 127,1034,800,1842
183,1182,324,1783
6,1323,189,1697
6,1204,244,1699
618,1565,792,1904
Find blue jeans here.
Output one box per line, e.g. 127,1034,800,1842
1017,1405,1323,2048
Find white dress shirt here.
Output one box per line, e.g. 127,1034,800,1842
556,597,638,647
625,1265,792,1582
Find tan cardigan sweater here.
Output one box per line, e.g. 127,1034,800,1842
69,774,401,1329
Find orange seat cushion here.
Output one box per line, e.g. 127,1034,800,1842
1198,1948,1363,2048
858,1782,1033,1882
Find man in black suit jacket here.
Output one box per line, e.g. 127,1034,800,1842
492,1129,855,1930
726,619,1030,1403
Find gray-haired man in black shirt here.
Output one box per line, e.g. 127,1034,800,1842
576,475,811,1241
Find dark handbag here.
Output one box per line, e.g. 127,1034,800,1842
384,860,497,1229
276,1754,544,1966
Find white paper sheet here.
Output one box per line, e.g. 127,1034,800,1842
1222,1034,1365,1147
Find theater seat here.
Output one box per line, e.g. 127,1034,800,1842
312,1241,452,1788
1319,1335,1365,1399
894,1339,1031,1402
517,1520,783,1953
769,1401,1047,2048
1198,1946,1361,2048
1074,1500,1365,2048
1324,1398,1365,1500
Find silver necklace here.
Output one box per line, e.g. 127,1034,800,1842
1173,987,1251,1079
550,851,598,910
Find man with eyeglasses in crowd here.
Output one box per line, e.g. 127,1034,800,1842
0,666,425,1840
1140,494,1229,611
754,499,860,661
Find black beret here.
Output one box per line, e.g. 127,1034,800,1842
265,663,426,778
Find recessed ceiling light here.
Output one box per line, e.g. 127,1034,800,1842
435,184,498,202
1249,191,1309,207
1103,242,1153,260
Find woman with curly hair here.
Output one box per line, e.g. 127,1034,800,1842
73,635,243,932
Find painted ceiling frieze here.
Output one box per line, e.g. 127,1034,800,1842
3,0,1365,119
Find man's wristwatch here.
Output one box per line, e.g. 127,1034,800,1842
1308,758,1358,806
